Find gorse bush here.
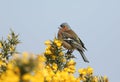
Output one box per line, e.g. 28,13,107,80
0,30,108,82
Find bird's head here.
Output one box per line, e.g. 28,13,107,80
60,23,71,31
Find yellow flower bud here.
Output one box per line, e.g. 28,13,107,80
59,52,64,56
104,76,108,82
54,39,62,47
0,53,2,58
9,45,14,52
86,66,94,75
45,49,52,55
0,42,2,48
44,40,51,45
52,63,58,70
52,55,56,60
45,76,52,82
22,52,29,59
7,34,11,40
92,76,98,82
37,55,46,62
62,58,66,62
0,60,3,66
22,73,31,81
67,59,76,65
7,63,14,70
78,68,87,75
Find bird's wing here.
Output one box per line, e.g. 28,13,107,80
62,40,73,50
65,30,84,44
63,31,87,50
64,29,87,50
62,32,73,39
64,38,84,51
62,31,80,43
78,38,87,50
71,40,85,51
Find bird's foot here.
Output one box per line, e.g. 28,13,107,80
65,50,76,59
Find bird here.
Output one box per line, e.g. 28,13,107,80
57,23,89,63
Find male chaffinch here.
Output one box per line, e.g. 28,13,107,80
57,23,89,63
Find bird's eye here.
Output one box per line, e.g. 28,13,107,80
61,25,65,28
60,25,63,27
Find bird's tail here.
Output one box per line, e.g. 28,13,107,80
77,49,89,63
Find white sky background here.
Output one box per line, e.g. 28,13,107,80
0,0,120,81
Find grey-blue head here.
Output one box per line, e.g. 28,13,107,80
60,23,71,29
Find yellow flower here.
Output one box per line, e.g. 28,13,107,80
68,65,75,70
59,52,64,56
2,57,7,61
22,52,29,64
2,69,20,82
45,40,51,45
46,45,51,50
92,76,98,82
79,75,86,81
52,55,56,60
45,45,53,55
7,34,11,40
86,66,94,75
22,52,29,58
78,68,87,75
7,63,14,70
14,67,20,74
1,62,7,67
60,71,68,80
66,65,76,73
12,54,20,61
52,63,58,70
9,45,14,52
69,69,76,73
48,70,54,77
62,58,66,62
63,68,69,72
22,73,31,81
45,76,52,82
54,39,62,47
0,60,3,66
32,71,44,82
37,55,46,62
45,65,51,69
103,76,108,82
68,74,78,81
0,42,2,48
67,59,76,66
0,53,2,58
52,75,59,82
45,49,52,55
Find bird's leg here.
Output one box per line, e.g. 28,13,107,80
67,50,73,54
65,50,75,59
67,50,71,54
